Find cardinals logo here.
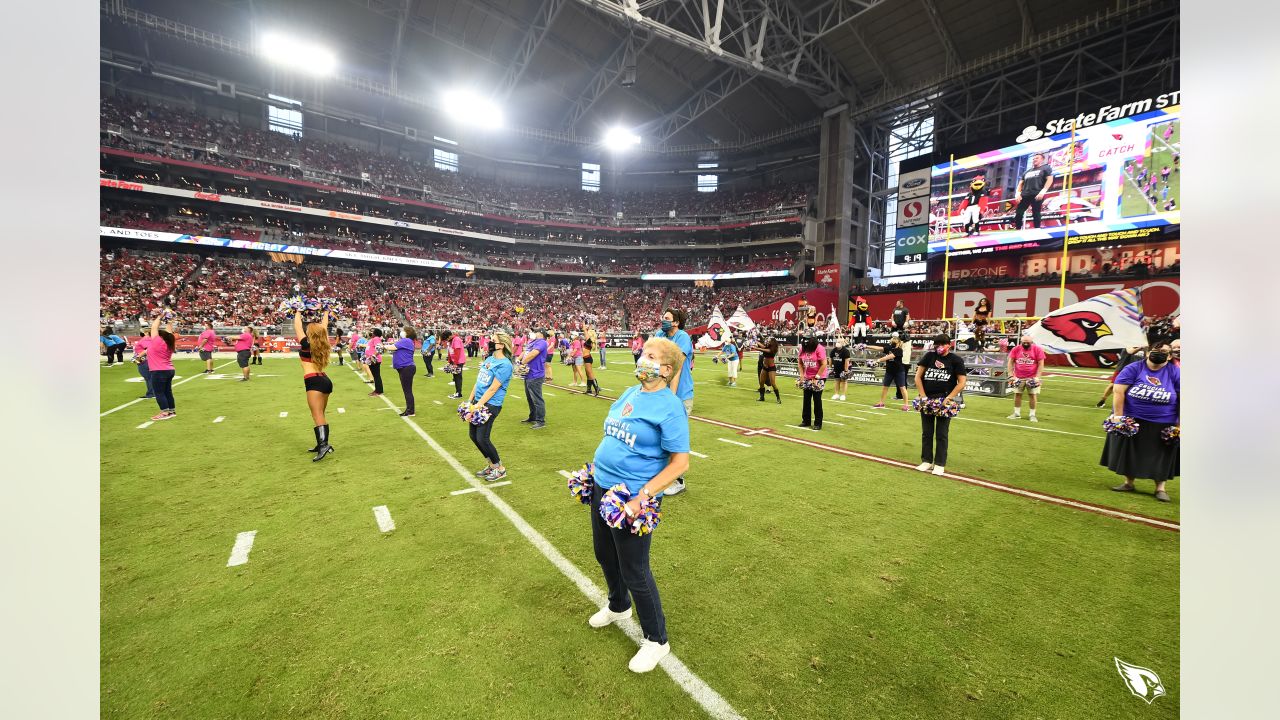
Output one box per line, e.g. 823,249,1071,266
705,325,723,342
934,360,944,369
1114,658,1166,705
620,402,634,418
1042,311,1113,346
970,176,986,190
1146,376,1162,387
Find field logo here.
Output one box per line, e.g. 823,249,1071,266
1016,125,1044,143
1114,657,1166,704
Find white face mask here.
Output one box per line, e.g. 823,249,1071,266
400,331,407,338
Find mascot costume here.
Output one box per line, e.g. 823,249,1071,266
957,175,989,236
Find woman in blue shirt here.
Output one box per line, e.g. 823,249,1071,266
587,336,690,674
420,330,437,377
717,336,740,387
467,332,514,481
1104,340,1179,502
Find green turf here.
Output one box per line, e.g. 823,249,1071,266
1120,120,1180,217
101,354,1179,718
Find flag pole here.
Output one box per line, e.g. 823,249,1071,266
1058,125,1077,309
941,154,955,320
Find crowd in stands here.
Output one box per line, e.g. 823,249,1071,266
101,95,808,223
99,248,199,322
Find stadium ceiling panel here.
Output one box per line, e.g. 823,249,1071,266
104,0,1139,148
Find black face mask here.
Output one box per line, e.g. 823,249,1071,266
1021,342,1031,349
1148,352,1169,364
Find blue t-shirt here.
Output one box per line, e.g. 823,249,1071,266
524,338,548,379
101,334,125,347
1116,361,1179,424
592,385,691,497
472,355,514,407
667,329,694,401
723,343,739,361
422,335,437,352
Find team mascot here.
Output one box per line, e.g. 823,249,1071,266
849,297,871,339
958,174,989,236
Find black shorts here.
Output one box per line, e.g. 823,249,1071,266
304,373,333,394
199,350,213,361
236,350,251,368
584,356,593,365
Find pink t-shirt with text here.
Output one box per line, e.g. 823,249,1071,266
1008,343,1046,379
450,335,466,363
148,335,175,371
799,345,828,379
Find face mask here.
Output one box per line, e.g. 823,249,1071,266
1021,342,1031,349
400,331,407,338
1148,352,1169,364
635,357,665,382
937,346,950,356
660,320,673,332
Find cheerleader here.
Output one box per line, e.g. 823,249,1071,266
333,329,346,366
444,329,467,399
569,333,585,387
251,338,263,365
971,297,991,350
753,336,782,403
467,332,514,480
294,309,335,462
797,334,829,430
582,336,601,396
364,328,385,396
829,336,852,401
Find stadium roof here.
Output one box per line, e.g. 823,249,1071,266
102,0,1135,148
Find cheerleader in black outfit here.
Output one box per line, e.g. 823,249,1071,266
294,309,335,462
753,336,782,403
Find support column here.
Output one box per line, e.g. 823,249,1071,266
814,105,860,327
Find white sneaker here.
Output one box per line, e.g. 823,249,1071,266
588,606,632,628
663,479,686,496
1029,415,1038,423
628,639,671,673
1007,412,1021,420
915,462,933,472
931,465,946,476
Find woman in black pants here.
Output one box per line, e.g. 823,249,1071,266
467,333,514,481
391,326,418,417
912,334,968,476
365,327,385,396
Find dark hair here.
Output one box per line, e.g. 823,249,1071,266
801,337,819,353
403,326,418,341
371,327,383,338
665,307,688,329
933,333,952,346
157,329,176,354
441,330,452,342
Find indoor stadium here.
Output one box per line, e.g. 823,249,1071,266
88,0,1188,717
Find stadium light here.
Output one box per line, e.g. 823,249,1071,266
603,126,641,151
442,90,503,130
260,33,337,76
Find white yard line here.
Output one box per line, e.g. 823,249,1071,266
349,364,743,719
372,506,395,533
852,408,888,416
836,414,869,422
213,416,225,423
823,420,846,426
433,400,443,405
100,360,235,417
136,421,153,429
785,424,818,432
951,416,1104,439
689,451,709,459
226,531,257,567
557,470,573,479
717,438,752,448
450,487,480,496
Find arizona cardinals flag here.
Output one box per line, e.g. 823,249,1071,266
727,305,756,333
1024,288,1148,354
696,307,730,349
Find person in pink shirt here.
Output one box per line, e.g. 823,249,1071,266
196,322,219,374
1006,332,1046,422
513,331,525,361
132,334,155,399
146,311,178,420
569,334,585,386
797,334,829,430
446,329,467,398
234,325,256,382
364,327,385,396
630,333,644,364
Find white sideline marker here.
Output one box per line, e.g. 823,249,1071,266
136,421,153,429
717,438,752,448
213,416,225,423
823,420,846,426
785,424,818,432
689,451,709,459
543,391,557,397
337,408,346,414
349,363,744,720
836,414,869,421
852,408,887,415
450,487,479,495
372,505,395,533
278,411,288,418
433,400,443,405
226,531,257,567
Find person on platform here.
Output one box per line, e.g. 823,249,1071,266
890,300,911,340
1104,340,1179,502
871,334,910,410
829,336,852,401
294,309,335,462
467,332,514,481
914,334,968,476
392,326,418,417
958,175,989,236
586,336,689,674
1013,153,1055,230
971,297,992,350
1006,333,1046,422
797,334,829,430
196,322,219,374
656,308,693,496
519,329,548,430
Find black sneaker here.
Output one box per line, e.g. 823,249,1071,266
400,411,415,417
520,418,535,424
312,444,334,462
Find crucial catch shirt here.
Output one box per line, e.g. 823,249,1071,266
592,385,690,497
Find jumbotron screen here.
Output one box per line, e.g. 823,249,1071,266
894,96,1180,261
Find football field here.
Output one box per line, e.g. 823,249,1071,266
1120,120,1181,217
100,353,1178,719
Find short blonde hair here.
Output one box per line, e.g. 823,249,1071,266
492,332,514,356
642,336,685,382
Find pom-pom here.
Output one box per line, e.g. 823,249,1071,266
598,484,661,536
457,402,493,425
1103,414,1140,436
513,362,530,378
566,463,594,506
913,397,959,417
1013,377,1042,389
1161,425,1180,444
444,362,465,375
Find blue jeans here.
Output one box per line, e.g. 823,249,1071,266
591,481,666,644
136,361,154,397
524,377,545,422
151,369,176,412
598,344,607,368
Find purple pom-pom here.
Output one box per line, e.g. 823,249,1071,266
444,362,465,375
514,362,530,378
457,402,493,425
598,484,661,536
1103,415,1140,436
566,463,594,505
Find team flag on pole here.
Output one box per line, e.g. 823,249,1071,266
727,305,756,333
696,306,730,349
1024,288,1148,354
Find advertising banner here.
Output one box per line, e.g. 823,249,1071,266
815,264,840,290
